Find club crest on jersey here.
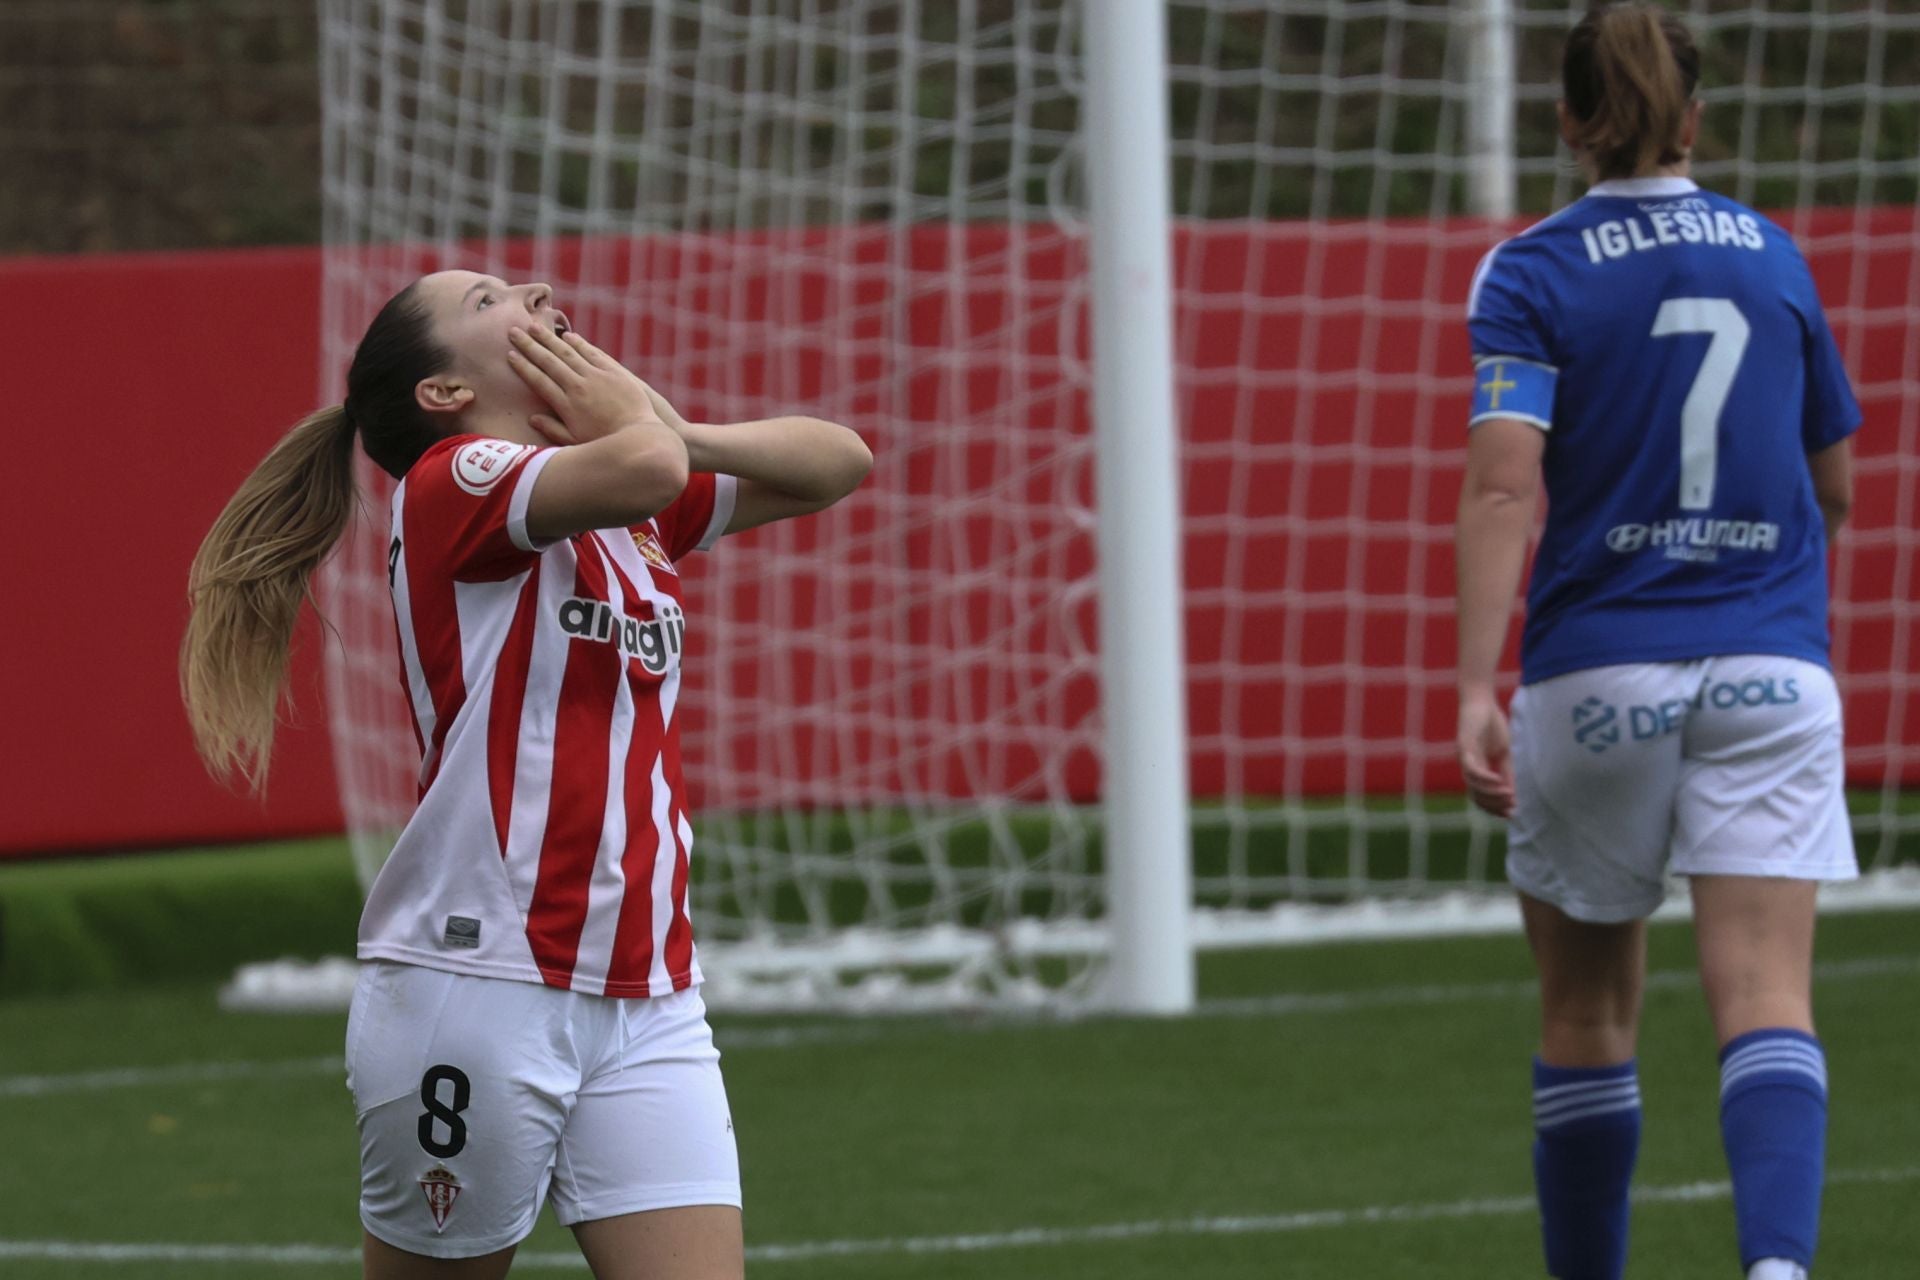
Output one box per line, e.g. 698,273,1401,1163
419,1165,461,1232
633,529,677,575
451,439,532,496
557,597,687,675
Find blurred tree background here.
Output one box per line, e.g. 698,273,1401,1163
1,1,1910,256
0,0,320,254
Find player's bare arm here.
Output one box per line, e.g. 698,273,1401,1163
641,380,873,534
1453,415,1543,818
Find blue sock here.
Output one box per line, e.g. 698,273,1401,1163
1720,1028,1828,1271
1532,1058,1642,1280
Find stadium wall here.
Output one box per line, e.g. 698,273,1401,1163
2,212,1914,857
0,247,343,858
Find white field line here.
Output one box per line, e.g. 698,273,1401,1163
714,952,1920,1046
744,1166,1920,1264
4,953,1916,1099
1198,952,1920,1019
1,1166,1915,1269
0,1055,341,1099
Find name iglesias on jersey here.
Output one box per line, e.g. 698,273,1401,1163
1580,199,1766,265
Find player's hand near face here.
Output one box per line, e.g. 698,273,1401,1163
509,326,691,540
1458,694,1516,818
508,326,664,445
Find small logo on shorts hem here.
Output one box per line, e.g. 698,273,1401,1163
444,916,481,949
1571,696,1620,755
419,1165,461,1232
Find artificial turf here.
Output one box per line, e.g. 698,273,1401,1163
2,887,1915,1278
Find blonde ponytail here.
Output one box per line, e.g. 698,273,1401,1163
181,406,358,790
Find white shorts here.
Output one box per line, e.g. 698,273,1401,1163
345,962,740,1259
1506,655,1856,923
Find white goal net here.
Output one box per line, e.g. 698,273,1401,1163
311,0,1920,1009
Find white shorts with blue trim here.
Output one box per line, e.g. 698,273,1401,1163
346,962,740,1259
1505,655,1857,923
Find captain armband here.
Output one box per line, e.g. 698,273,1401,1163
1468,356,1557,431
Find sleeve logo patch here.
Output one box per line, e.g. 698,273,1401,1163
451,439,532,496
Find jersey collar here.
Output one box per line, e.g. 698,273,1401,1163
1583,176,1700,199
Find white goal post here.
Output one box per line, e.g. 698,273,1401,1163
1083,0,1194,1013
285,1,1920,1014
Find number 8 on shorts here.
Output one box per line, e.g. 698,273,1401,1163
417,1065,471,1159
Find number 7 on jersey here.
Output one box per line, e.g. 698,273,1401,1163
1650,297,1750,511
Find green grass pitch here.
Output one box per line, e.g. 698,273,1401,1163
1,862,1916,1277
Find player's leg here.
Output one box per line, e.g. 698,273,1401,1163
1692,875,1817,1042
551,987,744,1280
1693,881,1825,1280
1520,894,1648,1280
346,962,580,1278
362,1233,516,1280
1506,664,1687,1280
572,1207,744,1280
1522,893,1647,1065
1675,657,1854,1280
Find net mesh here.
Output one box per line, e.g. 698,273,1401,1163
318,0,1920,1005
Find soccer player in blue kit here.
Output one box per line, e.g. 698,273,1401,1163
1453,6,1859,1279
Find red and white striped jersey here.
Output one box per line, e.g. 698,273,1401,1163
358,434,736,998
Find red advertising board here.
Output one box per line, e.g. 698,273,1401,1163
2,212,1913,857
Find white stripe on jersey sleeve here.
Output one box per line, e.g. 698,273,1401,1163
1465,196,1590,321
698,474,740,551
506,448,561,553
1468,410,1553,431
1465,241,1507,320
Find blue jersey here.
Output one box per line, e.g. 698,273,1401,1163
1466,176,1861,684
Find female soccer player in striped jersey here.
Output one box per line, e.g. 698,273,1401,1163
1454,7,1857,1279
183,272,871,1279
